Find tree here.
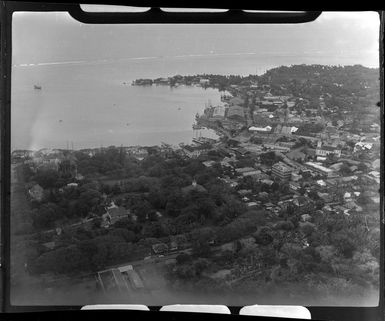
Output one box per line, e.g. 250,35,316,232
31,203,63,230
339,163,352,176
142,221,165,238
111,228,136,242
193,258,210,276
221,196,246,220
191,227,215,257
33,169,60,189
260,151,281,166
299,222,316,236
132,199,153,222
176,253,192,265
31,245,90,274
207,181,232,206
357,162,368,172
274,220,295,231
315,245,337,263
331,234,357,258
253,226,273,245
193,197,217,222
165,191,184,217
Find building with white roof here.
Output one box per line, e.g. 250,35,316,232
305,162,336,177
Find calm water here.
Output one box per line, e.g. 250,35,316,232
11,53,377,150
11,57,225,150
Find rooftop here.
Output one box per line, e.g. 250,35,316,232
182,181,207,194
305,162,334,173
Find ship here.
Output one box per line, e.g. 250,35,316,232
193,137,217,145
192,124,203,130
34,85,42,90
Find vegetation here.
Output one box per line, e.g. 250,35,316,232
16,64,380,302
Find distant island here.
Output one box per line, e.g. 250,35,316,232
12,64,380,305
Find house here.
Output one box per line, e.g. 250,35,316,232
370,196,380,204
291,172,302,182
220,242,237,252
277,141,296,149
102,206,130,227
345,200,361,211
229,96,245,106
212,105,226,118
202,160,216,167
238,189,252,196
181,145,206,158
344,192,352,201
304,162,336,178
11,149,34,161
235,167,261,177
316,180,326,187
258,191,269,200
263,144,291,153
369,171,380,180
289,181,301,193
247,202,259,208
272,162,293,181
248,126,272,133
261,179,274,186
372,159,380,170
66,182,78,188
232,147,250,157
317,192,333,203
220,156,235,168
293,196,309,208
199,78,210,85
227,105,245,121
152,243,169,255
281,126,297,135
354,142,373,153
333,205,350,215
316,141,341,158
28,184,44,201
42,241,56,251
158,77,170,84
329,162,344,171
301,214,312,222
169,239,178,251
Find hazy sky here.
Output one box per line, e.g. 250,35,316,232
12,11,380,67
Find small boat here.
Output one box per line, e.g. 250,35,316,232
34,85,42,90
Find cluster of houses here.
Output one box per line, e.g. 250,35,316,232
174,87,380,222
172,118,379,222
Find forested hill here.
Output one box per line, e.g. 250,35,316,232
259,64,379,101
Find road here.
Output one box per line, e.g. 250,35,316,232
105,248,193,271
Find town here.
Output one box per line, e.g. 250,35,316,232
11,64,380,304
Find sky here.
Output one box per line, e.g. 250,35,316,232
12,11,380,67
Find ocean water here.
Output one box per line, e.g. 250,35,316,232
11,53,377,150
11,57,225,150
